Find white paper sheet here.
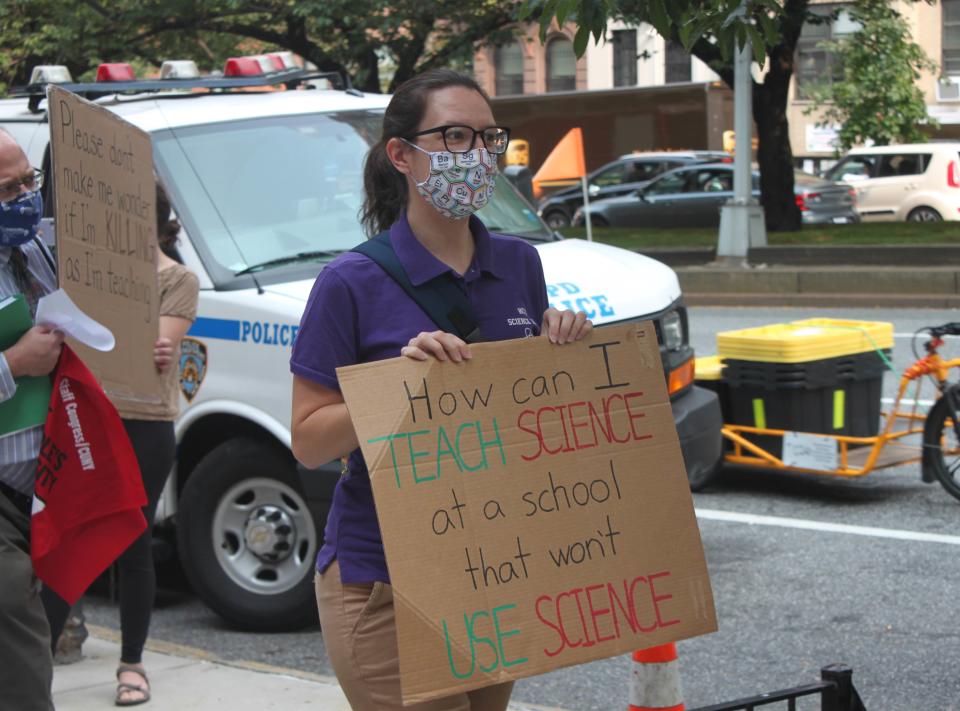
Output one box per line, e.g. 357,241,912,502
782,431,839,471
35,288,116,352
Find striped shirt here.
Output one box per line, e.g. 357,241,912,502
0,239,57,495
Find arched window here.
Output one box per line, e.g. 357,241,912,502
495,41,524,95
546,37,576,92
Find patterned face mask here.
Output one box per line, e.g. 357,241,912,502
404,140,497,220
0,190,43,247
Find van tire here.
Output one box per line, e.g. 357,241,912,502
908,206,942,222
177,439,320,631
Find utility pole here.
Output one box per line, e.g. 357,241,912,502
717,27,767,261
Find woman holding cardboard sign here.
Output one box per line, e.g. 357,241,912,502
112,184,198,706
290,69,591,711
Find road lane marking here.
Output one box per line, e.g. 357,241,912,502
881,397,935,407
895,332,960,340
696,508,960,546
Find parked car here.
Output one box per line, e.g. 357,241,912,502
0,60,723,631
573,163,858,228
822,142,960,222
538,150,730,228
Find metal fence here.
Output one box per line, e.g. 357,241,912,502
688,665,867,711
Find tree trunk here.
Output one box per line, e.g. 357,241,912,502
750,0,809,232
356,49,381,93
754,80,802,232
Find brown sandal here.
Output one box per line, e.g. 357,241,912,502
115,665,150,706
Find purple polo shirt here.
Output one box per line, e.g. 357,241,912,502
290,213,549,584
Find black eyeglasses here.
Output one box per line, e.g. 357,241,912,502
406,125,510,155
0,168,44,203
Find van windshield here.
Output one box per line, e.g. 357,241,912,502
153,112,551,283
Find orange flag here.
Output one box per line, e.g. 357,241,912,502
532,127,586,198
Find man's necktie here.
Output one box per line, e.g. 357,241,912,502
10,247,44,319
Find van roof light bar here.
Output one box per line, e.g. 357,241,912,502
11,68,361,112
29,65,73,85
160,60,201,79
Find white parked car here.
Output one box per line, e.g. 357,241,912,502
823,142,960,222
0,60,722,631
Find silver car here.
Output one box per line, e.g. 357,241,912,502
573,163,859,228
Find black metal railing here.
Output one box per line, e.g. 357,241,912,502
689,665,867,711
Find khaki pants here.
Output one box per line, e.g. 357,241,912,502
316,560,514,711
0,490,54,711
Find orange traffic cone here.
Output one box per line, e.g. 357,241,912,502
628,643,684,711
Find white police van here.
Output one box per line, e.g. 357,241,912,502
0,60,721,631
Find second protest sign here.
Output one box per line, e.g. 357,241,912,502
338,321,716,704
47,86,161,410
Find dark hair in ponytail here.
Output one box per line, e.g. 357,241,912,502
361,69,491,236
155,182,181,251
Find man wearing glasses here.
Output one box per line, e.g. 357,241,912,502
0,128,62,711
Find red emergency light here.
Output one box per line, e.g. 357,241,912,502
224,57,263,77
95,63,136,82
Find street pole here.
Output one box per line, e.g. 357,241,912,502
581,175,593,242
717,33,767,261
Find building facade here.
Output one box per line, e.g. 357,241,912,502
562,3,957,170
585,21,719,89
473,23,588,97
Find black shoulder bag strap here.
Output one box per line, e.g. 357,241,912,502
352,231,482,343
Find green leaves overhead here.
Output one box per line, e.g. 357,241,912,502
0,0,527,94
522,0,785,62
803,0,939,151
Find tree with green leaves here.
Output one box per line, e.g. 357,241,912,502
524,0,813,231
804,0,938,151
0,0,523,94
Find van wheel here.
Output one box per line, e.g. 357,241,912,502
544,210,570,229
908,206,942,222
177,438,320,631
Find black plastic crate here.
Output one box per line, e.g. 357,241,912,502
722,351,888,459
723,350,890,390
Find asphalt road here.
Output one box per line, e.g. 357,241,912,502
83,305,960,711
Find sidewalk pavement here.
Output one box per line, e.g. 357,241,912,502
53,627,566,711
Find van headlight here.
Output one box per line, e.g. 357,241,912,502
660,310,684,351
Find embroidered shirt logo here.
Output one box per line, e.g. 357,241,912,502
507,306,537,337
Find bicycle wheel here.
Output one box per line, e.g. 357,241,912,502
923,395,960,502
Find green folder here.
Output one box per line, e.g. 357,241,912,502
0,294,52,436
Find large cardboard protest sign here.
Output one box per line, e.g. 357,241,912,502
338,322,716,704
47,86,160,409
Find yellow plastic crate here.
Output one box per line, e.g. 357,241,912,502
716,318,894,363
694,355,725,381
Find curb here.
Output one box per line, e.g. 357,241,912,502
636,244,960,268
671,264,960,307
683,292,960,308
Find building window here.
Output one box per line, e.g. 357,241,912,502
664,41,691,83
613,29,638,87
945,0,960,75
495,41,524,96
795,3,859,99
547,37,577,92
